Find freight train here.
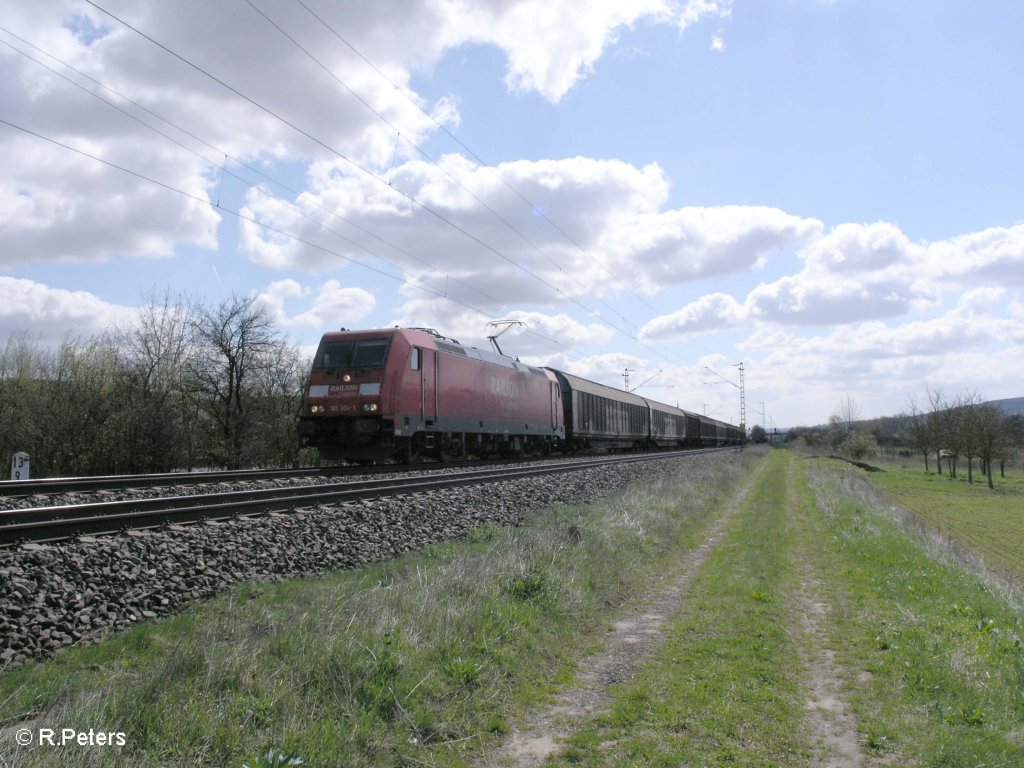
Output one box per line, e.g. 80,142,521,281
298,327,742,462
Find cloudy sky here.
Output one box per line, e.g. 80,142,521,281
2,0,1022,429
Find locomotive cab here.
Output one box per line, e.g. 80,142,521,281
299,331,397,461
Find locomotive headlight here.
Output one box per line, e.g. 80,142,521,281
342,374,352,382
363,403,379,412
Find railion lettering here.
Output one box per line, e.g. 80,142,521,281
490,377,519,398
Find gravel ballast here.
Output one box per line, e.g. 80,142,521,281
0,457,690,668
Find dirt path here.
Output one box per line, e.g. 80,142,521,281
787,459,866,768
476,460,767,768
792,575,865,768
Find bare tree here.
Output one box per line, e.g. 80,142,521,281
950,392,984,484
925,386,953,476
997,415,1024,477
0,332,48,472
1,290,309,477
189,294,285,468
974,406,1017,489
836,395,862,431
905,396,934,471
912,386,1021,489
108,288,196,471
827,397,878,460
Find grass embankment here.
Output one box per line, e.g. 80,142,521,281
869,462,1024,586
0,451,751,768
546,450,1024,767
801,459,1024,765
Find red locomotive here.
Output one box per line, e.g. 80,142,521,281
299,327,742,462
299,327,564,462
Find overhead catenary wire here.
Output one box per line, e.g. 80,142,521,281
283,0,722,364
80,0,646,352
0,26,576,357
0,116,582,357
243,0,685,365
0,38,418,293
243,0,641,337
290,0,673,321
80,0,705,375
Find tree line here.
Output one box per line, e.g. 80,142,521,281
904,389,1024,489
782,391,1023,489
0,291,311,478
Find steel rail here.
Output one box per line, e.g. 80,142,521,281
0,450,722,546
0,464,392,498
0,453,602,498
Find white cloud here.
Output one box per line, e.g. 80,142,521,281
256,278,375,328
640,293,745,341
605,205,822,292
438,0,676,103
0,130,221,268
800,221,916,275
746,273,914,325
678,0,733,31
748,221,1024,326
924,223,1024,286
0,0,455,269
241,155,822,320
639,220,1024,342
731,290,1024,425
0,276,131,340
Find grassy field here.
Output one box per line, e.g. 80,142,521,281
546,450,1024,767
800,457,1024,765
2,448,1022,767
869,459,1024,586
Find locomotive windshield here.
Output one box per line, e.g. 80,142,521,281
314,338,390,369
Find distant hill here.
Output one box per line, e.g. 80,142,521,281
988,396,1024,416
782,396,1024,435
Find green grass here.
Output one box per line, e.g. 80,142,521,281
800,457,1024,766
869,461,1024,585
0,451,752,768
547,448,812,767
542,450,1024,767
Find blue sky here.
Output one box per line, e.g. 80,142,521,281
2,0,1022,429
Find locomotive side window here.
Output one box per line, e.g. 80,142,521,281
411,348,421,370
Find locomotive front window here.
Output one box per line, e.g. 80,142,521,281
314,339,390,369
352,339,389,367
315,341,354,369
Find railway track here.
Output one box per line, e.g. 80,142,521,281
0,462,452,498
0,452,647,499
0,450,719,546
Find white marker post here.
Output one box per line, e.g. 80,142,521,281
10,452,29,481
